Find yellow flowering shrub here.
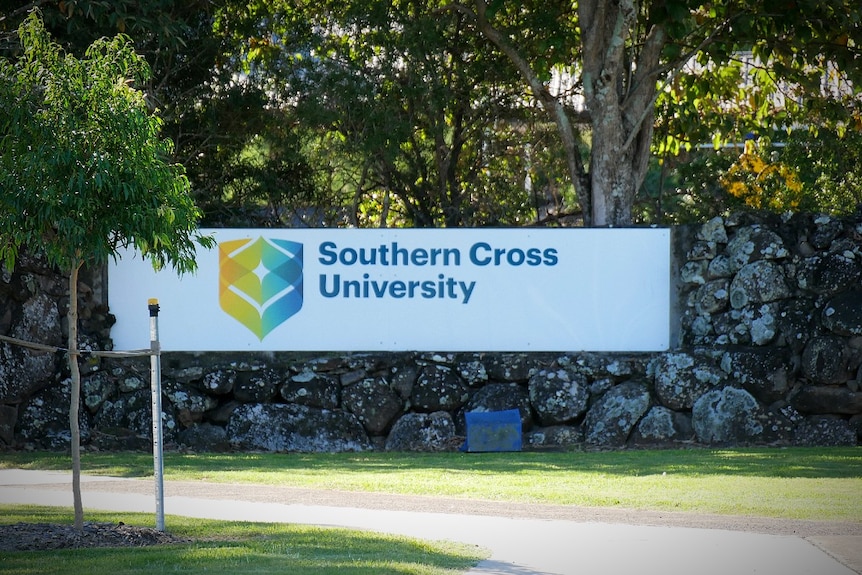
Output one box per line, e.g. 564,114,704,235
720,141,804,211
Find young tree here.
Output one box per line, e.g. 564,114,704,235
0,12,212,529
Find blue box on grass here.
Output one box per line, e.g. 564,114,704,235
462,409,522,452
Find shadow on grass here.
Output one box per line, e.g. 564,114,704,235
0,507,486,575
2,447,860,480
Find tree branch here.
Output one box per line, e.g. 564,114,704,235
449,0,592,224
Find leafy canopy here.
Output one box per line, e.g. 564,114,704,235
0,11,211,272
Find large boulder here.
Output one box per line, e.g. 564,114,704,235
794,416,857,446
280,371,340,409
464,383,533,430
801,336,849,384
15,379,91,449
233,369,281,403
410,365,469,412
226,403,371,452
728,261,791,309
797,254,861,295
177,422,230,451
584,381,651,447
631,406,694,445
822,290,862,336
164,381,219,428
524,425,584,449
342,377,403,435
200,369,237,395
692,387,764,444
726,225,789,272
651,352,723,410
720,348,793,404
0,292,63,403
93,389,179,444
482,353,535,382
385,411,459,451
528,368,589,426
792,386,862,415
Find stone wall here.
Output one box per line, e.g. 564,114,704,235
1,210,860,452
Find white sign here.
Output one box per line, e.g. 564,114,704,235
108,228,670,352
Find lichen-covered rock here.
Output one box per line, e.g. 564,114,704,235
697,216,728,244
411,365,469,412
342,377,403,435
822,290,862,336
808,213,844,250
792,385,862,415
464,382,533,431
164,366,204,384
680,260,708,285
721,348,792,404
0,292,63,404
82,372,116,414
389,362,419,400
692,387,764,444
694,279,730,315
226,403,371,452
483,353,535,382
726,225,789,272
201,369,237,395
713,304,782,346
794,416,857,446
801,336,849,384
524,425,584,449
584,381,651,447
728,261,790,309
15,379,91,449
528,368,588,426
456,358,489,387
234,368,281,403
93,389,179,444
384,411,458,451
797,253,861,294
280,371,340,409
651,352,723,410
164,381,219,428
632,406,694,444
177,422,230,451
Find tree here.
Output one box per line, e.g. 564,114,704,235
448,0,862,226
0,12,212,529
218,0,578,228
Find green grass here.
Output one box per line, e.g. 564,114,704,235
0,506,485,574
2,447,861,521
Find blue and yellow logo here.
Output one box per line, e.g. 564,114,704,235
219,237,303,340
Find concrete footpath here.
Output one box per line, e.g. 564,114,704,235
0,469,859,575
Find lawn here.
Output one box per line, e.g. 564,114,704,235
0,505,485,574
2,447,860,522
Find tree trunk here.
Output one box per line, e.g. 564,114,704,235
67,261,84,530
579,0,665,227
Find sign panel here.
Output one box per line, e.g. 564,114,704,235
108,228,670,352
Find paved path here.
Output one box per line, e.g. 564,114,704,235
0,469,859,575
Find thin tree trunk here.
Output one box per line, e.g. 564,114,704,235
67,261,84,530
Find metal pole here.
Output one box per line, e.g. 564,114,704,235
148,298,165,532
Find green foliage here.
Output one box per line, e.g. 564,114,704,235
5,1,859,227
781,127,862,214
652,0,862,221
0,12,211,272
223,0,571,227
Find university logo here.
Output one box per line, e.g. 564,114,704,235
219,237,303,340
